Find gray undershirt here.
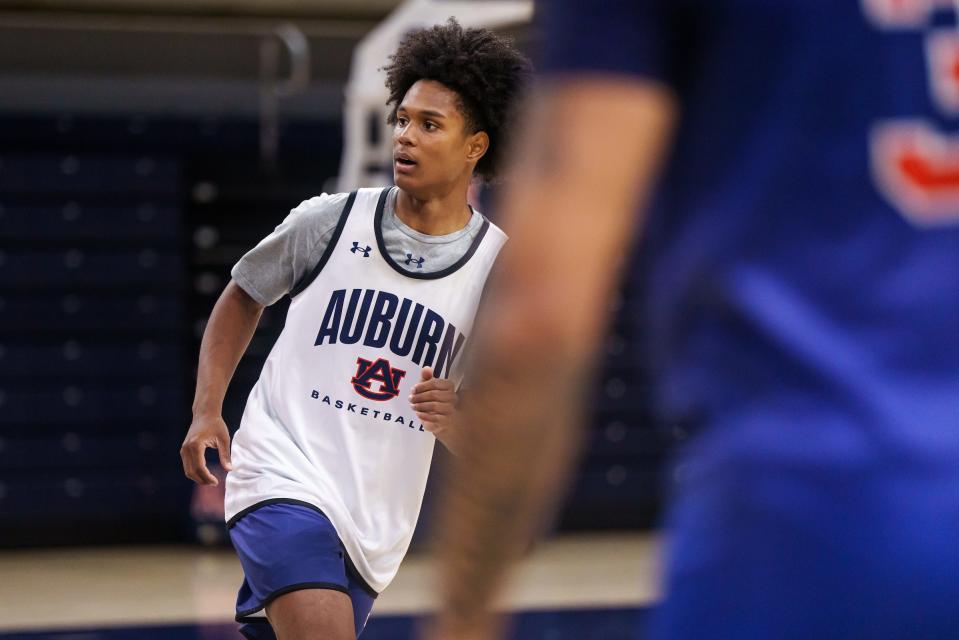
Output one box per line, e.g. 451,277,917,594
231,187,486,306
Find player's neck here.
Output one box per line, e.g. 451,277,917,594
394,186,472,236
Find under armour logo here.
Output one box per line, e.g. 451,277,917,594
351,357,406,401
351,242,371,257
405,254,425,269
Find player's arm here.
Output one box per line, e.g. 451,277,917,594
427,78,677,639
180,281,264,485
180,194,341,485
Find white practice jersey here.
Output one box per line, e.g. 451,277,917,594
225,187,506,592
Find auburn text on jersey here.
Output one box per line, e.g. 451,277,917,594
314,288,467,379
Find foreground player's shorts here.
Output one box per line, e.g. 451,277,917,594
228,500,377,639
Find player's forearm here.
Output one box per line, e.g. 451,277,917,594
433,427,463,456
433,193,618,629
434,308,589,631
432,397,467,455
192,280,264,418
431,80,677,636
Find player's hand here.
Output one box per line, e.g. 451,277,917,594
180,414,233,486
410,366,458,438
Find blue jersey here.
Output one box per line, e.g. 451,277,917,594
541,0,959,464
541,1,959,638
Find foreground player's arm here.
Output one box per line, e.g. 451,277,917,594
181,281,264,486
427,79,677,638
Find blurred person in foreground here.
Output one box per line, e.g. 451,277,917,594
426,1,959,639
180,19,529,640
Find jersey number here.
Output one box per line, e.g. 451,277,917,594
865,0,959,225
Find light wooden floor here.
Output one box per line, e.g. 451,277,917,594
0,533,661,633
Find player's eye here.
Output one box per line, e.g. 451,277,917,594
423,121,438,131
396,116,409,127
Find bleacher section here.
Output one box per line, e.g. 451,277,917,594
0,141,187,545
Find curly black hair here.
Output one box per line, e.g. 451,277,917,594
383,18,531,181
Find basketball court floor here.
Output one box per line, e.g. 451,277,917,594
0,533,659,639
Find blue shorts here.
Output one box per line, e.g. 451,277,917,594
228,500,378,640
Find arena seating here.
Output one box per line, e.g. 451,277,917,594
0,139,186,545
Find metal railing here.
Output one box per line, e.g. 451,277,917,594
0,11,367,165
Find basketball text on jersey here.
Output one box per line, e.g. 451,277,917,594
309,389,428,433
314,288,467,379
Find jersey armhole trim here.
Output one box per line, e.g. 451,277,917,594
288,190,358,299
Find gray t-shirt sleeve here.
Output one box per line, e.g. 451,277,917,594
231,192,349,306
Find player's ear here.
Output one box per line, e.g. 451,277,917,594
466,130,489,163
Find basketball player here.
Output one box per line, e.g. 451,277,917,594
179,19,529,640
427,1,959,639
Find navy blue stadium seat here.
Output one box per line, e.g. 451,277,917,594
0,202,179,240
0,249,180,286
0,340,179,378
0,470,192,546
0,153,179,196
0,431,177,471
0,293,181,331
0,384,182,424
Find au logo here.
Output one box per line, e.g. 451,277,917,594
351,357,406,401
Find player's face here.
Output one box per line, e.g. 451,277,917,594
392,79,487,197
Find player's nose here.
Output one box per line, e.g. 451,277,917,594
394,122,416,147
